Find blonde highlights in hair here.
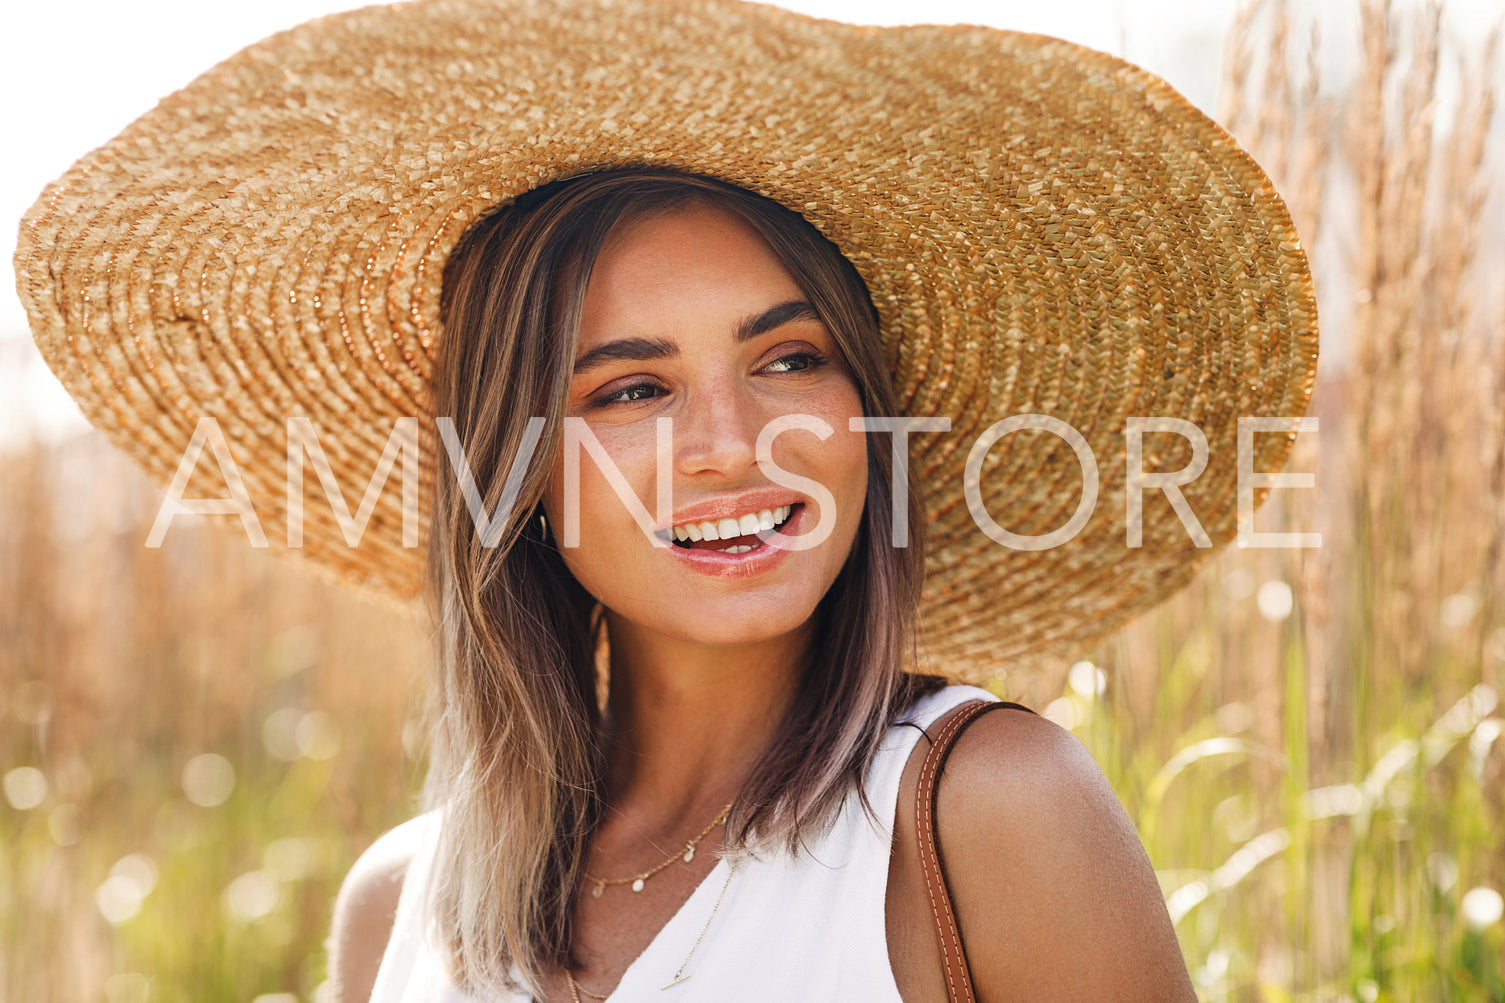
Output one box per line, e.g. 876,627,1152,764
423,169,940,994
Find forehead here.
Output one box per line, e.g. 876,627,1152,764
576,203,805,347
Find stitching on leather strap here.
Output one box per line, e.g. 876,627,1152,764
915,700,1019,1003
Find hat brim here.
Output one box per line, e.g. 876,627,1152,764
14,0,1318,678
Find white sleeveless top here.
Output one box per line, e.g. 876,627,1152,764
369,684,996,1002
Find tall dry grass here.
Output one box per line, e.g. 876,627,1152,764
0,437,430,1002
2,1,1503,1000
1072,1,1505,998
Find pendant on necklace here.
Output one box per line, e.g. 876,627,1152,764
683,847,694,862
591,882,604,899
631,878,645,892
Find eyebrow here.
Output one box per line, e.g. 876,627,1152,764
571,299,822,375
736,299,821,342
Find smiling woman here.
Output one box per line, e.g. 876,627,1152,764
327,168,1203,1002
14,0,1317,999
406,169,954,1001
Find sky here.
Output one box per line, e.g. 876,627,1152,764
0,0,1498,444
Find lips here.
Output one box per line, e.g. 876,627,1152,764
670,504,796,552
659,503,807,578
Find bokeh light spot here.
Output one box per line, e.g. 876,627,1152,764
262,707,304,761
1042,696,1079,730
96,875,146,924
1440,593,1478,630
1067,660,1106,697
226,870,281,922
4,766,48,809
111,853,159,896
1462,886,1504,929
181,754,235,807
296,711,341,760
1256,580,1294,622
264,837,315,881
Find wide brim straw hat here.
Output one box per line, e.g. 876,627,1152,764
14,0,1317,681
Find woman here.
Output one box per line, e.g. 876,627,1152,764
327,169,1199,1001
14,0,1317,999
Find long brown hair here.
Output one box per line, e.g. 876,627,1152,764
424,168,941,993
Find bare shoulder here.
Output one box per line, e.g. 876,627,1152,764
326,813,433,1003
934,706,1196,1001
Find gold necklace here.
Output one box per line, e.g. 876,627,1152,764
581,803,732,897
565,866,735,1001
659,866,734,990
566,969,607,1002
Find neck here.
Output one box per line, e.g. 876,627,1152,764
599,611,809,826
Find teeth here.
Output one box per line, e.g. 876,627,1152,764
719,545,753,554
672,504,794,542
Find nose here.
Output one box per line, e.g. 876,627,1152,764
674,382,760,477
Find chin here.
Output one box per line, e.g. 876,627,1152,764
625,587,826,650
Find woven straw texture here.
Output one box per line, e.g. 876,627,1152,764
14,0,1318,679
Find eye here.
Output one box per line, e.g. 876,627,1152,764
763,350,828,374
593,380,666,407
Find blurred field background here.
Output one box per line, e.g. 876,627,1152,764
3,0,1504,1000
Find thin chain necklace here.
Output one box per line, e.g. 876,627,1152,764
582,803,732,897
566,970,608,1002
565,866,735,1001
566,802,736,1000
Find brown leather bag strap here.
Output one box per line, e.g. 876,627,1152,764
915,699,1035,1003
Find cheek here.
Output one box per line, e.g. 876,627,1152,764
539,427,650,535
806,420,865,489
784,389,869,537
539,446,652,596
832,432,870,529
817,387,869,496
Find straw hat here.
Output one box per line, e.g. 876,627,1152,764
14,0,1317,679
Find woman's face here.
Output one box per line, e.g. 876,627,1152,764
540,203,869,649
